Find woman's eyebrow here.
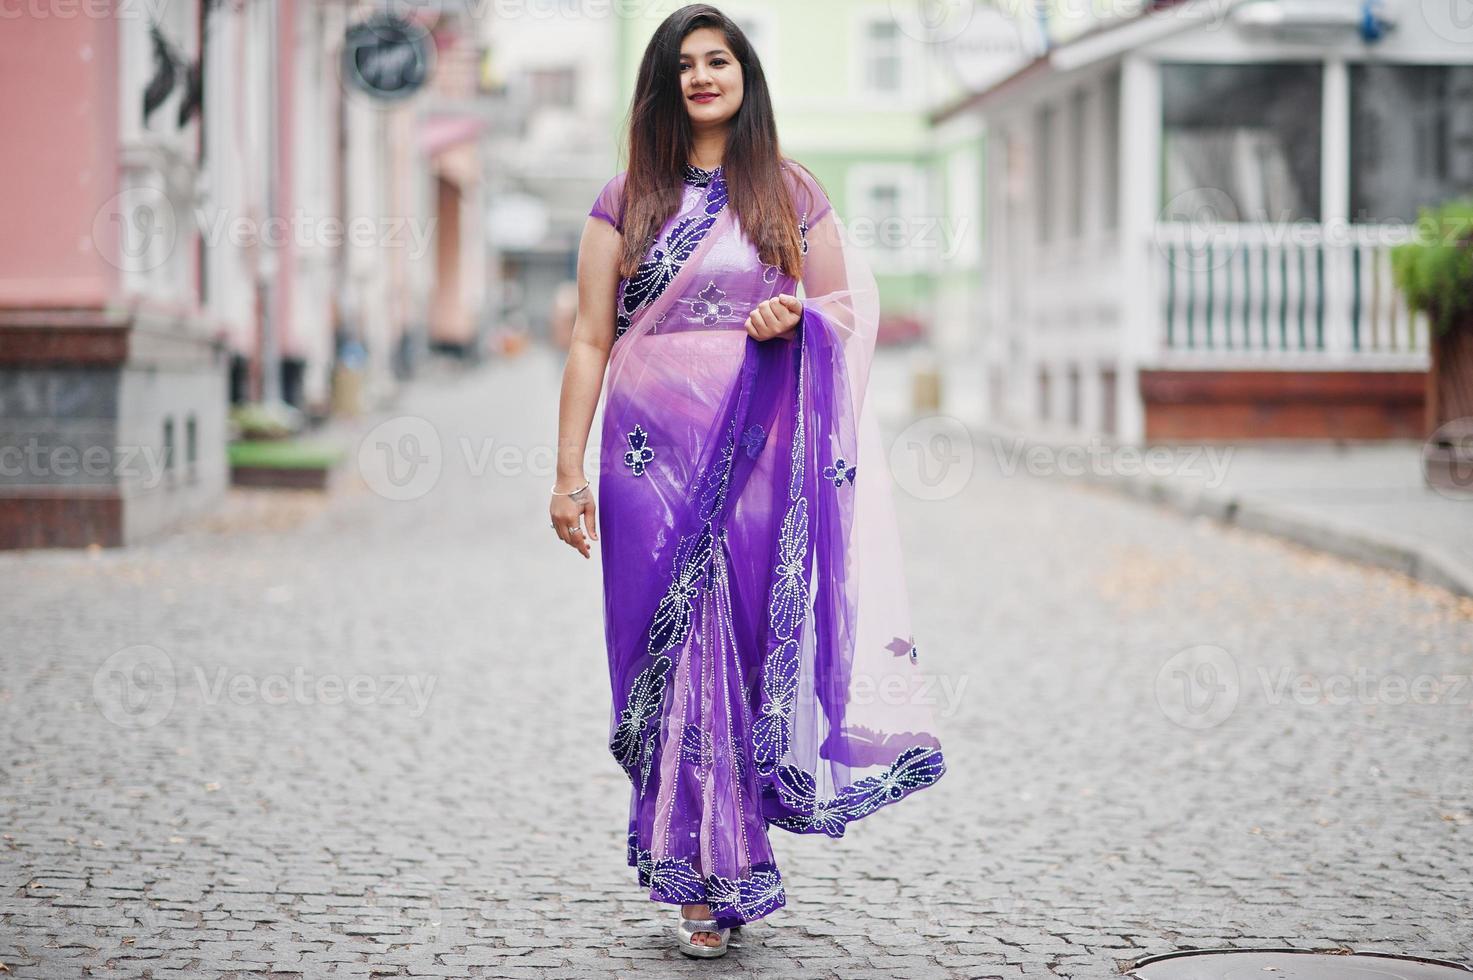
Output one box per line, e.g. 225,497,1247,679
680,49,732,58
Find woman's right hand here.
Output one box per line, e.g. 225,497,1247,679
551,480,598,559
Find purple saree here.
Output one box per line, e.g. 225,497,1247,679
588,160,946,929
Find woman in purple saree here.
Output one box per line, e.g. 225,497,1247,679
550,4,945,956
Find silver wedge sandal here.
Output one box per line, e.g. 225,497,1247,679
676,917,731,958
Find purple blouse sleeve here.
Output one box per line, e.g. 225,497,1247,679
589,172,627,232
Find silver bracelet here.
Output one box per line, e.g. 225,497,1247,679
551,480,590,496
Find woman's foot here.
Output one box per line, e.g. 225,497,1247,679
680,904,724,947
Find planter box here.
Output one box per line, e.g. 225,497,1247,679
230,464,333,490
228,440,344,491
1423,321,1473,494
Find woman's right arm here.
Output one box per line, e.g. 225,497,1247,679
550,216,622,558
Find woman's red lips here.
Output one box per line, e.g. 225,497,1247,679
690,92,718,103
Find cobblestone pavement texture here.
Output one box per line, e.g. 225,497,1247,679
2,348,1470,979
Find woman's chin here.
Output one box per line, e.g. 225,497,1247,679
687,105,732,126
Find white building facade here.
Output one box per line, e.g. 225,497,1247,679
938,0,1472,442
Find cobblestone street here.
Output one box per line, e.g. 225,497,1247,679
3,348,1471,979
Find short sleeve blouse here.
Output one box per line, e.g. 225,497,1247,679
589,172,628,232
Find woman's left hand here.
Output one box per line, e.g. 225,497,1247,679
745,294,803,342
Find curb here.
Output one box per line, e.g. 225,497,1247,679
1085,467,1473,600
977,426,1473,602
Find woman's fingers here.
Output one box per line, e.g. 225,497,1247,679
584,502,598,541
754,302,777,336
755,301,777,336
745,298,802,341
552,508,593,557
565,520,590,558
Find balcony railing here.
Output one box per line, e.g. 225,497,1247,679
1151,222,1430,366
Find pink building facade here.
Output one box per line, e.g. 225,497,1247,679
0,0,489,548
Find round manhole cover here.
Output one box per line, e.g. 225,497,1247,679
1130,949,1472,979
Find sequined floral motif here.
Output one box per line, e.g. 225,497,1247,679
623,424,655,476
823,456,856,488
687,281,740,326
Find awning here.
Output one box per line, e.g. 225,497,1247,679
417,114,488,156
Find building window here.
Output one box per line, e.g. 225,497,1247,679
848,164,925,268
1101,68,1120,231
1035,103,1055,244
1100,366,1118,437
1350,65,1473,224
1161,63,1322,223
1069,87,1087,239
862,18,904,95
868,183,901,246
163,416,176,476
1066,364,1081,428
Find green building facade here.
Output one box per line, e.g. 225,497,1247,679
611,1,987,337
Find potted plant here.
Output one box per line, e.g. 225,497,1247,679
229,400,305,441
1389,198,1473,494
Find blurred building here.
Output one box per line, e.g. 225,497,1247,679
479,3,621,345
936,0,1473,442
0,0,491,548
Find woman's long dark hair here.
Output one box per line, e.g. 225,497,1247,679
617,4,807,280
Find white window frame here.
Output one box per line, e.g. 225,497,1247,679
846,162,929,273
852,6,916,104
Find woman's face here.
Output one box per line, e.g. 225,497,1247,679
679,27,743,131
